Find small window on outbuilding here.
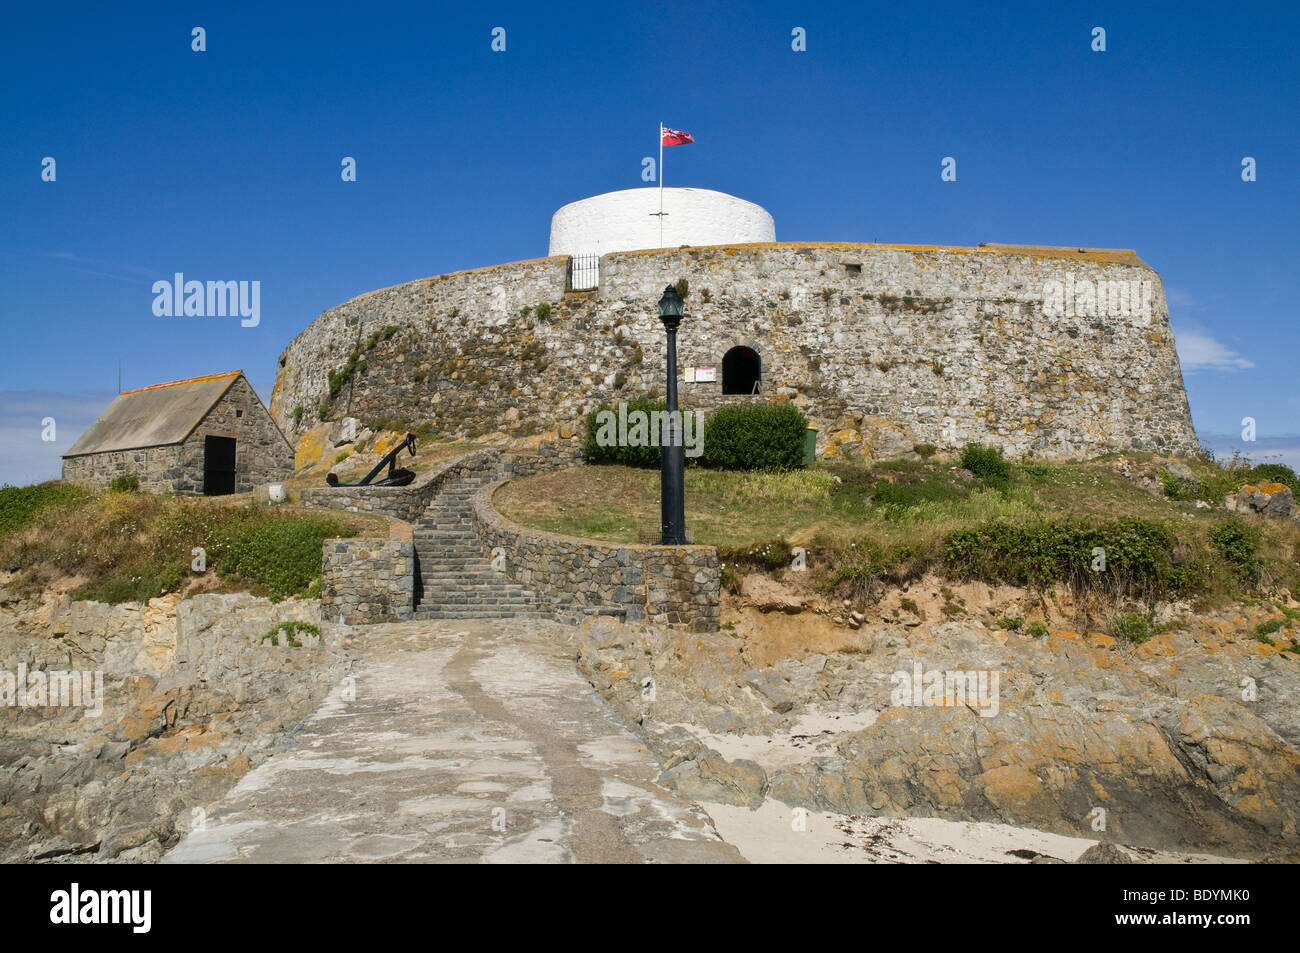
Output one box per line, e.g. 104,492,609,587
722,346,761,395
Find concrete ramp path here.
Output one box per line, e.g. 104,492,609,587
163,619,743,864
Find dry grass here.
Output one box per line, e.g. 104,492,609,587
0,488,386,603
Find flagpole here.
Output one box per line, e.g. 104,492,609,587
658,122,664,247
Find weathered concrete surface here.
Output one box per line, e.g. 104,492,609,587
163,619,742,864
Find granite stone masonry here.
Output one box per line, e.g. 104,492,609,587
301,446,719,630
64,374,293,495
320,533,415,626
271,243,1199,461
472,476,720,631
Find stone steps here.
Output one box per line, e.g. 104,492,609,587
412,462,546,619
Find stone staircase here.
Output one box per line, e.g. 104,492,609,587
411,462,542,620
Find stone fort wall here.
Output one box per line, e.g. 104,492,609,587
270,242,1198,461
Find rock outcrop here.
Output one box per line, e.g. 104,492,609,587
576,603,1300,861
0,591,345,862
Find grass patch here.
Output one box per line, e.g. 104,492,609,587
1256,617,1286,638
1112,612,1152,644
261,620,322,647
0,486,365,604
0,483,90,536
961,442,1012,492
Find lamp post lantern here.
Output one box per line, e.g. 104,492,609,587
657,284,687,546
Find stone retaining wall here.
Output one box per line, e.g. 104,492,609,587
320,535,415,625
471,477,720,631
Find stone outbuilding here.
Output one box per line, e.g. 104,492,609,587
62,370,293,495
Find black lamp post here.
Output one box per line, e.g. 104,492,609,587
657,284,687,545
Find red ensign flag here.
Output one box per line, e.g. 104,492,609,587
661,127,694,146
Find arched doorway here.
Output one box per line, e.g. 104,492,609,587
722,346,761,394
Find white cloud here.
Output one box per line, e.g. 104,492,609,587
0,391,113,487
1164,286,1204,312
1175,330,1254,372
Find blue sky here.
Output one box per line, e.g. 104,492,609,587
2,0,1297,485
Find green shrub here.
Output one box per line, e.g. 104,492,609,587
109,474,140,493
674,278,689,300
582,398,702,469
215,516,354,601
328,352,360,399
1209,519,1261,588
292,405,304,426
74,558,186,604
1256,617,1286,638
701,403,808,471
998,615,1024,631
961,443,1011,489
1249,463,1298,488
0,484,90,536
1158,471,1184,499
871,478,967,509
535,302,552,320
943,518,1180,598
913,443,937,460
382,325,398,339
1112,612,1151,644
1026,620,1049,638
261,620,322,647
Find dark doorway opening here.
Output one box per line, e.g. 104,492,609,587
722,346,761,394
203,435,237,496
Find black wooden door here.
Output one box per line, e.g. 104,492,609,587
203,435,237,495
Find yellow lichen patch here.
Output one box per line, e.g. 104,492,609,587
293,423,333,471
370,430,408,457
978,765,1046,807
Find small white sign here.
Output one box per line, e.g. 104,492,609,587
694,365,717,382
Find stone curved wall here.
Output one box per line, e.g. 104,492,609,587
548,187,775,256
271,242,1198,461
471,477,721,631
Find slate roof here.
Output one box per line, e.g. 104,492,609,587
63,371,244,457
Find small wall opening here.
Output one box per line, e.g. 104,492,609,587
722,346,761,395
203,435,237,496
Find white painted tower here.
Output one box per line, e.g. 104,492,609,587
548,187,775,257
